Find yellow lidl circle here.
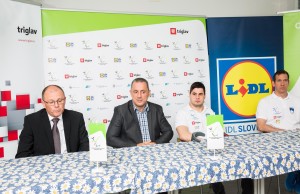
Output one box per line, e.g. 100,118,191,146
222,61,272,117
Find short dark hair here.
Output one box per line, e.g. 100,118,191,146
131,78,149,90
273,70,289,81
42,85,65,100
190,82,205,94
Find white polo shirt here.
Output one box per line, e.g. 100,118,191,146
256,92,300,130
175,105,215,135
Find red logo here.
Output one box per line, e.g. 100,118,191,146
103,119,107,123
97,43,102,47
80,58,84,63
173,93,176,96
143,58,147,62
184,72,188,76
117,95,121,99
170,28,176,35
65,74,69,79
157,44,161,48
192,121,195,125
129,73,133,77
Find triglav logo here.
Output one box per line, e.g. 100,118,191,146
83,72,93,81
68,95,79,104
129,56,137,65
64,56,74,65
184,72,194,76
171,70,179,78
222,60,272,117
117,95,129,99
97,43,109,47
101,93,111,102
114,41,123,50
173,93,183,97
144,41,152,50
65,74,78,79
47,72,58,82
183,56,191,64
130,73,141,77
172,42,180,50
97,56,107,65
17,26,37,35
80,58,92,63
143,58,153,63
145,70,154,79
170,28,189,35
195,58,205,63
103,119,111,124
115,71,124,80
47,40,58,49
157,43,169,48
82,40,92,49
160,91,168,99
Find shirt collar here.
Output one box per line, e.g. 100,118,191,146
48,114,63,123
272,91,290,100
133,103,149,113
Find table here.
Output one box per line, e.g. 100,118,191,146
1,130,300,194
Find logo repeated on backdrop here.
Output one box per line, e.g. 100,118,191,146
219,58,274,119
97,42,109,47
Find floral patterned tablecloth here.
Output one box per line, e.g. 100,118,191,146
1,130,300,194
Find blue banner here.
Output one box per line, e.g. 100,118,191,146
207,16,283,135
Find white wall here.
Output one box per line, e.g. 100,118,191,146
39,0,297,16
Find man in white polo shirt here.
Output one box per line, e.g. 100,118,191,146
175,82,253,194
256,70,300,193
256,69,300,132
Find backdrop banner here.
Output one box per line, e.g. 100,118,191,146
0,0,43,160
207,16,283,135
42,10,210,142
283,12,300,97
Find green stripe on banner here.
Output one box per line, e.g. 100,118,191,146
88,123,106,137
42,10,206,37
283,12,300,90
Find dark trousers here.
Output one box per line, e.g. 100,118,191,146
211,178,254,194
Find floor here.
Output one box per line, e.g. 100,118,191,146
180,174,296,194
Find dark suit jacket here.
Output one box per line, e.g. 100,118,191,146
106,100,173,148
15,108,89,158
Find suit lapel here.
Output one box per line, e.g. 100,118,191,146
147,103,154,141
128,101,143,142
62,110,71,152
41,109,55,152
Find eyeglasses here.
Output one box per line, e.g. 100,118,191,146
43,98,66,106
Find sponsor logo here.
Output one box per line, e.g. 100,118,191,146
157,43,169,48
114,41,123,50
165,115,172,119
171,70,179,78
170,28,176,35
82,40,92,49
144,41,153,50
66,42,74,47
115,71,124,80
222,60,272,117
114,58,122,63
158,56,166,64
97,43,109,47
183,56,191,64
171,58,178,62
170,28,189,35
112,84,123,88
83,72,93,81
129,56,137,65
184,72,194,76
64,56,74,65
117,95,129,99
69,85,80,89
172,42,180,50
48,58,56,63
47,72,58,81
185,44,192,48
145,70,154,79
198,69,206,78
130,43,138,48
173,93,183,97
143,58,154,62
86,96,94,101
103,119,111,124
80,58,92,63
68,95,79,104
17,26,37,35
99,73,108,78
65,74,78,79
196,42,204,50
195,58,205,63
160,91,168,99
97,56,107,65
101,93,111,102
47,40,58,49
159,72,166,77
130,73,141,77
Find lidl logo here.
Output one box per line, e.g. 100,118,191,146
221,60,272,117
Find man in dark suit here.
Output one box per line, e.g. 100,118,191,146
107,77,173,148
15,85,89,158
